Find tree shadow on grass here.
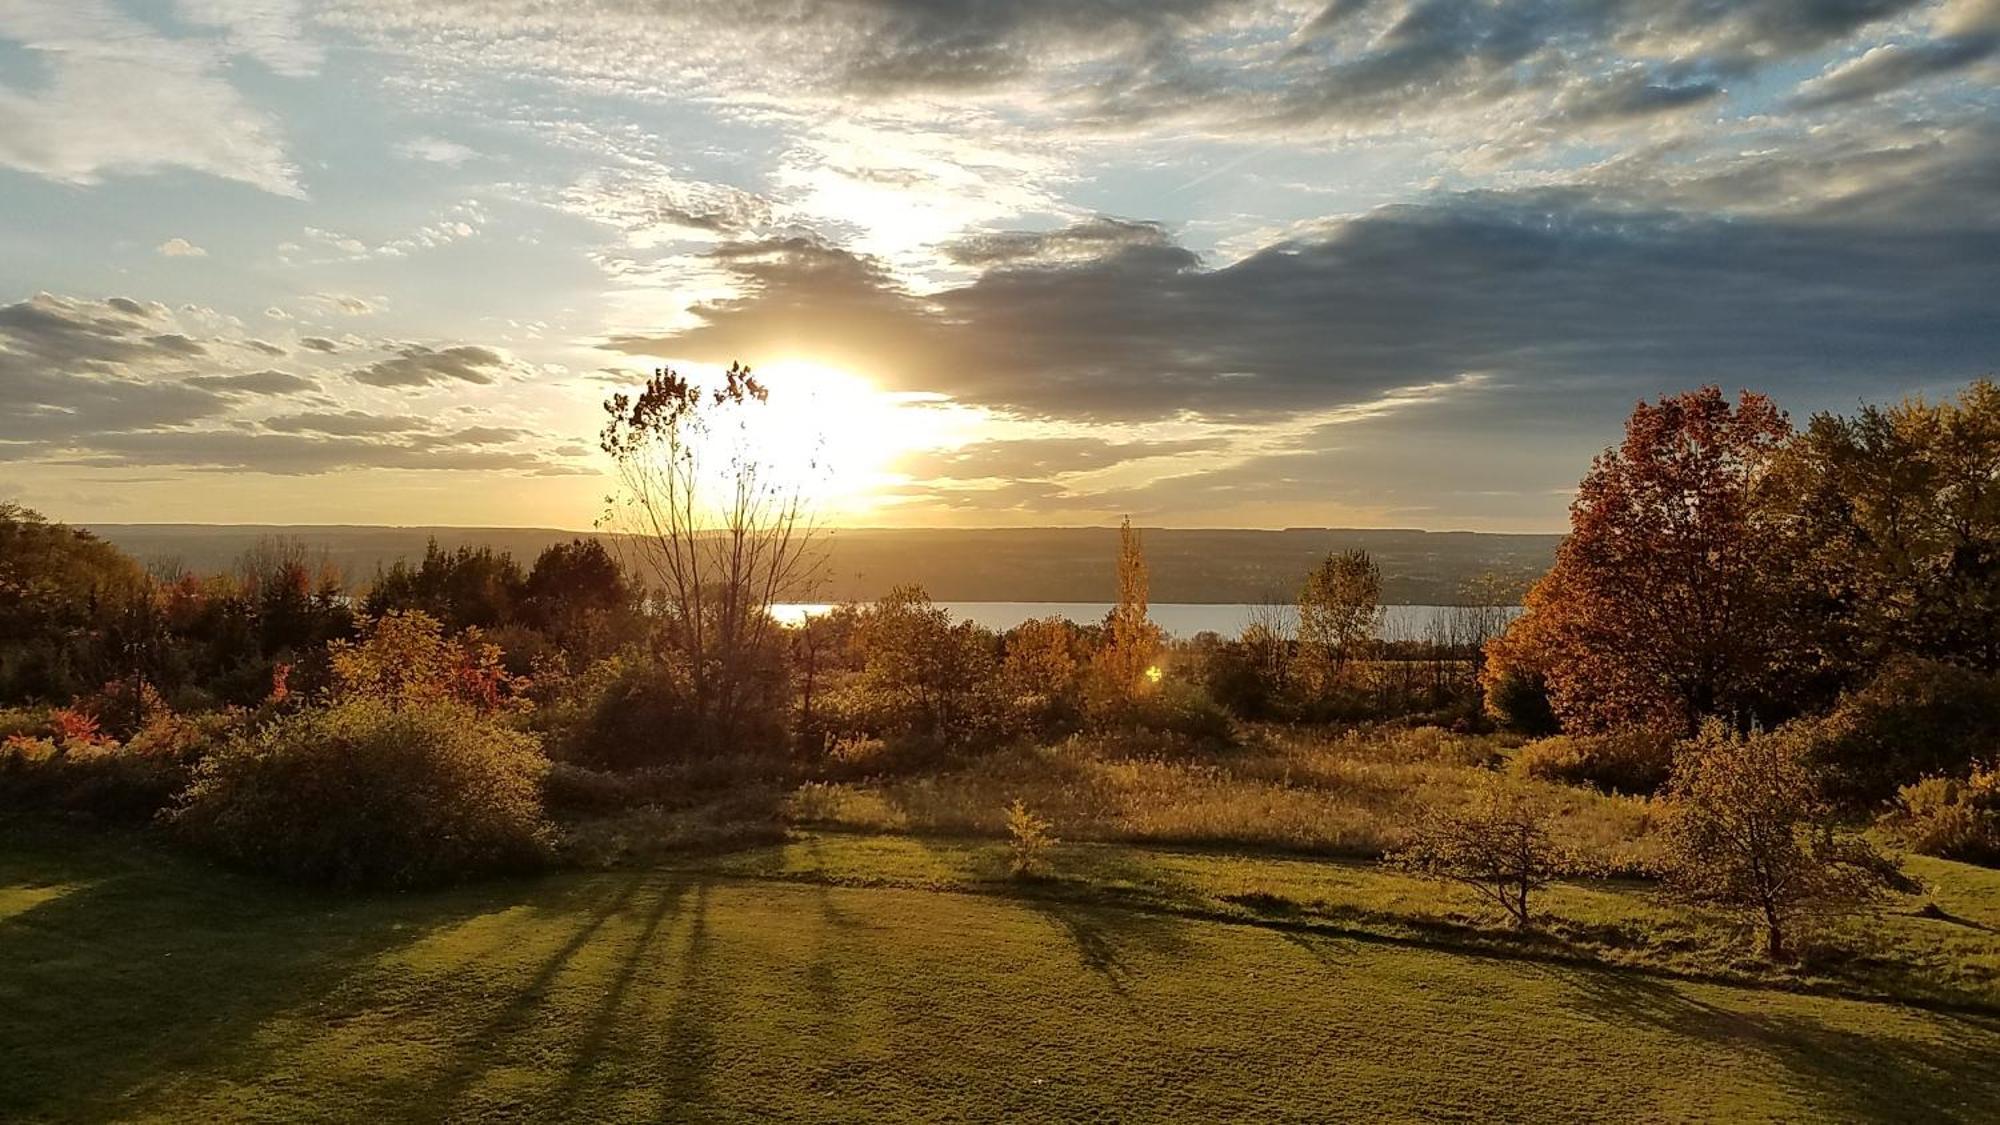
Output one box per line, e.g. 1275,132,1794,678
655,882,718,1122
548,876,696,1112
0,824,549,1122
1547,964,2000,1123
1022,895,1192,998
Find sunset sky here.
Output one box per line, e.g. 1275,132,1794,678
3,1,1997,531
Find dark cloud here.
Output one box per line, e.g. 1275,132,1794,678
944,217,1186,268
105,297,157,318
71,430,590,476
1792,34,2000,108
0,292,578,478
143,333,209,356
1549,69,1725,125
184,370,321,396
241,339,287,357
263,410,427,436
0,295,231,443
299,336,340,352
619,166,1998,425
350,344,518,387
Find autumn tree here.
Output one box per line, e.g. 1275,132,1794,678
1092,516,1164,706
1661,722,1906,960
1002,615,1091,721
1487,387,1794,735
858,586,1000,746
600,363,824,750
1295,548,1380,693
1769,378,2000,677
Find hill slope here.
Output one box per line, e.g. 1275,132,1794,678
3,828,1993,1123
88,525,1560,603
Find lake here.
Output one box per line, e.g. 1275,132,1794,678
771,602,1518,640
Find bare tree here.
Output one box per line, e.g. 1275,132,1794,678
1391,778,1585,929
600,363,826,750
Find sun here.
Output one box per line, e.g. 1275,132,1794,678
720,358,959,516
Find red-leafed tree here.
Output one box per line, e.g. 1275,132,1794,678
1485,387,1795,734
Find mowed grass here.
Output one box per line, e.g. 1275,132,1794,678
5,827,2000,1123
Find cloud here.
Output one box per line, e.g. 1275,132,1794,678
0,2,302,195
349,344,521,387
298,336,340,352
307,293,380,316
324,0,1929,150
72,429,591,476
1792,34,2000,108
156,237,209,258
616,172,1999,425
395,136,478,165
185,370,321,395
0,291,584,479
0,294,233,443
263,410,427,435
174,0,326,78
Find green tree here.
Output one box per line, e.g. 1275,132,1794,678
1771,378,2000,676
859,586,1000,746
1296,548,1380,693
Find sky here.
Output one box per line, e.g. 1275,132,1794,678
2,0,1997,533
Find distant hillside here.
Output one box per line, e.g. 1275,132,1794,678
88,525,1561,605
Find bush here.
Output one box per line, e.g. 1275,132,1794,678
1661,722,1906,960
536,653,700,771
1088,678,1235,747
1891,767,2000,866
1510,731,1677,795
172,698,552,888
0,737,185,822
1483,665,1559,735
1811,656,2000,805
0,706,233,822
1005,799,1057,878
1390,777,1585,929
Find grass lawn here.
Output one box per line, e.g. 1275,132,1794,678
4,825,1999,1123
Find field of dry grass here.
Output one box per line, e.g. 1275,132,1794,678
789,725,1661,873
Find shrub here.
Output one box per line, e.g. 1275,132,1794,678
1661,722,1906,960
1482,664,1559,735
543,760,644,813
172,698,552,888
1389,777,1584,928
1810,657,2000,806
1510,731,1677,795
536,653,700,771
1891,767,2000,866
1087,677,1234,748
328,610,525,714
0,704,232,822
1005,799,1057,878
